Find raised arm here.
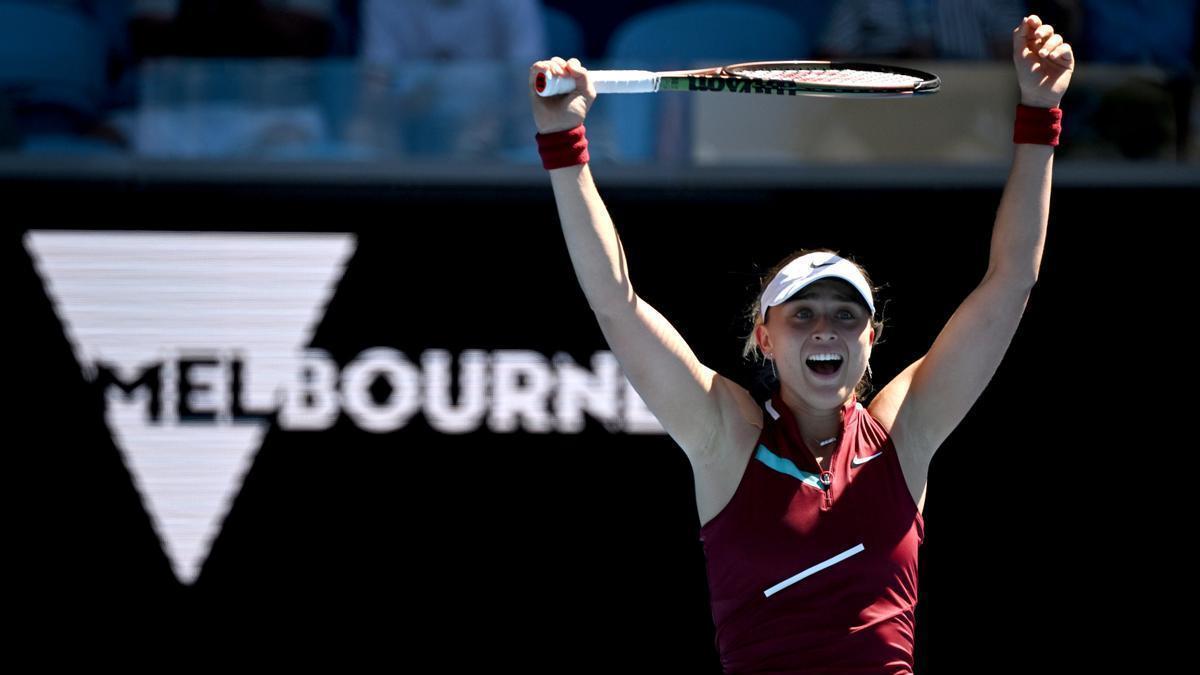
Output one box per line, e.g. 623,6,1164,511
988,14,1074,284
529,58,753,461
868,16,1074,510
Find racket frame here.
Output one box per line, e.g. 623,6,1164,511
657,60,941,97
534,60,941,98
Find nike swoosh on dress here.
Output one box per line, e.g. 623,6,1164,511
851,451,883,466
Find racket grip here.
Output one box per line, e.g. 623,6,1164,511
535,69,660,96
535,70,578,96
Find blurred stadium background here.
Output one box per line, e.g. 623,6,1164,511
7,1,1194,670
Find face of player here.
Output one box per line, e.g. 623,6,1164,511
758,279,874,408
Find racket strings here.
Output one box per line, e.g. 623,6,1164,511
732,68,925,88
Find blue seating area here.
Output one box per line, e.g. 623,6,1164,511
0,2,120,155
0,0,1192,163
602,2,806,162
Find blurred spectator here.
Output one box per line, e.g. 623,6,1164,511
129,0,344,59
1029,0,1196,160
0,0,134,153
815,0,1028,60
926,0,1026,60
353,0,547,157
124,0,366,159
745,1,837,56
361,0,545,64
814,0,935,59
541,0,674,61
127,1,348,159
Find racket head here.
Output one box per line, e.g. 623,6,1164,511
718,60,941,97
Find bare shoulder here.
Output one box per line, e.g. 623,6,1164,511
867,373,930,515
691,374,764,527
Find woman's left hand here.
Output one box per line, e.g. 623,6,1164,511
1012,15,1074,108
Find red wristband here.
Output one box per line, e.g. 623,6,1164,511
536,124,589,170
1013,104,1062,146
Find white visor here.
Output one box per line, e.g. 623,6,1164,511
759,252,875,323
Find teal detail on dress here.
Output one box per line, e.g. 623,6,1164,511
754,443,827,491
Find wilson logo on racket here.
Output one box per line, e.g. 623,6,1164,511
688,76,800,95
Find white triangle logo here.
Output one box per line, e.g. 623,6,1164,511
24,230,356,584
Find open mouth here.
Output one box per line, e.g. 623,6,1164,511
806,354,844,376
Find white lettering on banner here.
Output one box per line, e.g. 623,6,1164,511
282,350,340,430
423,349,489,434
339,347,423,433
24,230,665,587
90,348,662,435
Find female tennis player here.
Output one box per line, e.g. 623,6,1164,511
529,15,1072,674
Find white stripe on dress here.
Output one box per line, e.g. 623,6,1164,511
763,543,866,597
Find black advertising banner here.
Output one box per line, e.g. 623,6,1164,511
7,174,1178,670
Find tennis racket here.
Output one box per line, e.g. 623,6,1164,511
534,60,940,99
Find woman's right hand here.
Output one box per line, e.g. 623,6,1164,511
528,57,596,135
